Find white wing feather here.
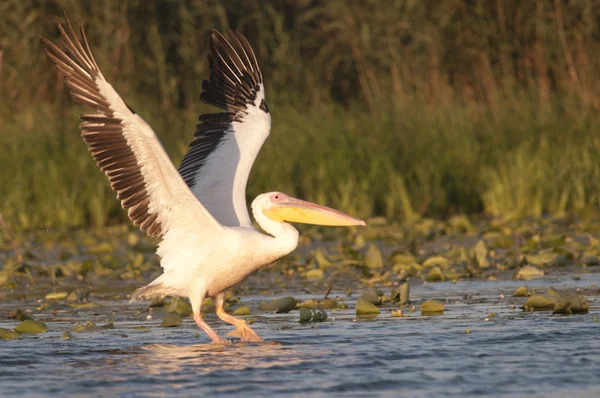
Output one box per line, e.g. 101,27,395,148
178,30,271,227
43,18,224,244
188,87,271,227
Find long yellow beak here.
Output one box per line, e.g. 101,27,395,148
264,197,366,226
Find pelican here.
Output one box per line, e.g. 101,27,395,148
42,17,364,344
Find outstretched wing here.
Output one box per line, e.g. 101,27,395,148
42,16,223,239
178,30,271,227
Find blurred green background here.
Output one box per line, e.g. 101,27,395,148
1,0,600,230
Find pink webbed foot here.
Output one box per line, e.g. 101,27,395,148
227,325,264,342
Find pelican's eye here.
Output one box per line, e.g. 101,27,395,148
270,193,285,203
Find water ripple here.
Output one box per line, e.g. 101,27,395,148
1,276,599,397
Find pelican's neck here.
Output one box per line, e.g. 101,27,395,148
251,200,299,255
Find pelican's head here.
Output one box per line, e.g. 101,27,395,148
254,192,366,227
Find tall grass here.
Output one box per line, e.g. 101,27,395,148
2,0,600,230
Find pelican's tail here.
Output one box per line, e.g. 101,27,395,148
129,273,187,303
129,283,168,303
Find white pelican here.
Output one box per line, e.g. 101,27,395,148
43,16,365,343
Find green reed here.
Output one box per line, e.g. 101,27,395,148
2,0,600,229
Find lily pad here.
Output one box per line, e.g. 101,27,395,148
72,322,90,333
513,285,531,297
85,320,97,328
365,244,383,269
297,299,319,308
14,320,48,334
547,289,589,313
515,265,544,280
320,298,346,309
313,249,333,269
547,287,561,298
160,313,182,327
305,268,324,280
225,291,238,301
353,235,366,250
259,296,297,313
526,253,564,267
70,320,100,333
356,298,380,316
360,289,381,305
69,302,99,309
523,294,562,311
422,256,449,269
298,298,345,310
391,253,416,264
426,266,444,282
0,328,20,340
45,291,68,301
562,292,589,313
420,300,444,315
552,299,571,314
167,298,193,317
391,282,410,304
66,288,91,303
299,307,328,323
233,306,251,316
201,297,215,313
473,240,490,268
149,296,165,307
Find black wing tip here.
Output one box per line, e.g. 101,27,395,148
48,13,88,52
209,29,230,50
207,28,262,78
210,28,225,40
209,28,240,39
209,29,243,48
202,28,266,113
46,13,162,239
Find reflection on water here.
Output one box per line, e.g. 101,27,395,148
132,342,308,375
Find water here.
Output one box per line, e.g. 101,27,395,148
1,275,598,397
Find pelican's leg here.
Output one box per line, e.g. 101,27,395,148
193,312,228,344
215,293,264,342
191,287,229,344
